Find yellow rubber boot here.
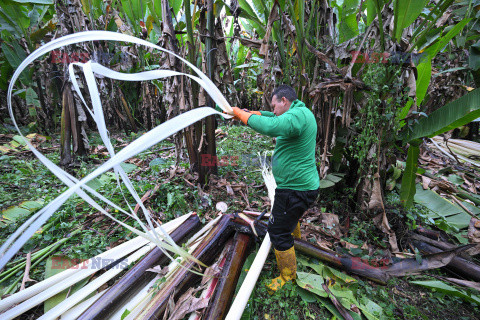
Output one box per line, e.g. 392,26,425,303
291,222,301,239
266,246,296,293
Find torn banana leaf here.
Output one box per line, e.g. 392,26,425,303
410,280,480,306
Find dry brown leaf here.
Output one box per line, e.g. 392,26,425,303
168,287,209,320
373,212,399,252
421,176,432,189
201,263,222,286
468,218,480,244
321,212,343,238
226,183,234,196
368,174,383,210
146,265,169,276
340,241,358,249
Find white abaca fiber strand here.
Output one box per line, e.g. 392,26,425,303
1,31,234,271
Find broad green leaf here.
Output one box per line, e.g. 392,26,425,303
366,0,377,26
400,141,420,208
410,280,480,305
0,61,13,90
249,0,266,20
358,296,384,320
0,1,30,36
393,0,428,41
444,211,472,230
425,18,471,58
2,207,30,223
44,256,90,312
238,0,262,23
415,57,431,106
26,87,40,107
296,272,328,297
20,200,44,211
297,287,317,303
1,200,43,225
120,162,137,173
80,0,91,14
234,250,257,296
120,0,137,32
447,174,464,185
405,88,480,142
299,258,356,284
147,0,162,22
444,202,480,230
99,172,116,184
317,296,345,319
325,173,344,183
12,135,27,146
416,18,471,105
337,0,360,43
319,179,335,189
469,41,480,71
2,42,27,70
1,41,30,84
414,184,464,218
339,14,358,42
85,178,104,190
237,0,266,37
169,0,182,17
149,157,167,167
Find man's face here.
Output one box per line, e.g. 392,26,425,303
271,95,291,116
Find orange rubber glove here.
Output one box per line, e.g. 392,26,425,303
231,107,261,124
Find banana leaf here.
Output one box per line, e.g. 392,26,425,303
393,0,429,41
410,280,480,305
404,87,480,142
415,18,471,105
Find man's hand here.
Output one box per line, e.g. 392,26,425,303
231,107,257,125
230,107,262,124
244,109,262,116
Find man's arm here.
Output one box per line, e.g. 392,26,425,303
260,111,275,117
248,110,303,137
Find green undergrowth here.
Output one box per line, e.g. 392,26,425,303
237,248,480,320
0,124,272,293
2,124,479,319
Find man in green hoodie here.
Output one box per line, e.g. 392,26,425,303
231,85,320,292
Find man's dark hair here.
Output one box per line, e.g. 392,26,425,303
271,85,297,102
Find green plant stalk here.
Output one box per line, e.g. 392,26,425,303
0,244,56,284
3,237,72,295
1,229,81,292
0,230,75,284
374,0,385,52
410,0,455,52
458,189,480,206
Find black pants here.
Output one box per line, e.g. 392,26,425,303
267,188,319,251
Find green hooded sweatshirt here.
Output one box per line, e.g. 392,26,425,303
247,99,320,191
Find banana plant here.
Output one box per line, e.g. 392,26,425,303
0,0,55,87
400,88,480,207
331,0,360,43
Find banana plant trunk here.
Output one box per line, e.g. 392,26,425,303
199,0,219,184
138,215,234,319
77,214,201,319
